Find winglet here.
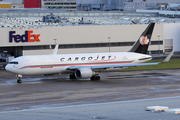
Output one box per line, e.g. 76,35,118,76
160,50,174,63
51,44,59,55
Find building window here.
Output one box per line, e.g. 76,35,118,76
23,45,50,50
150,50,163,54
151,41,163,45
23,41,162,51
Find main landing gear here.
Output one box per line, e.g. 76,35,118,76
69,74,101,81
90,75,101,81
16,74,22,83
69,74,76,79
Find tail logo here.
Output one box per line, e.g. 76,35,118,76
139,35,149,45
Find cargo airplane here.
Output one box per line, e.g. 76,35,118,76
5,22,174,83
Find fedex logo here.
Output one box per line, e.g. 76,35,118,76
9,30,40,43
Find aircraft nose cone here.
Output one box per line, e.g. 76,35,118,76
5,64,16,73
5,64,11,72
5,64,21,74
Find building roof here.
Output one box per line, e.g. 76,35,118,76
0,15,180,28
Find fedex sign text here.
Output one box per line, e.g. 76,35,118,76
9,30,40,43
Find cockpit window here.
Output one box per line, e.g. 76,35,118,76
9,62,18,64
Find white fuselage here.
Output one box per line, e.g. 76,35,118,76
5,52,152,75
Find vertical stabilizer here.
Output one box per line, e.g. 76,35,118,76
51,44,59,55
128,22,155,54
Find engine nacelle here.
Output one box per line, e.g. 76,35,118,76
75,68,94,79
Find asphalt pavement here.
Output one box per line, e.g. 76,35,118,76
0,69,180,120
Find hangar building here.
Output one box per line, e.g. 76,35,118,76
0,21,178,57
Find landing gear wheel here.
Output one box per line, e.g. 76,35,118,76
69,74,76,79
91,75,101,81
91,76,95,80
96,76,100,80
17,79,22,83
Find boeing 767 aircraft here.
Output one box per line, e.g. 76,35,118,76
5,22,174,83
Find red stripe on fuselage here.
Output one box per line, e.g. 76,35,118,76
20,61,133,69
41,66,53,68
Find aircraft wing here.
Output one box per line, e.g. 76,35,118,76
67,51,174,71
67,62,159,71
91,62,159,70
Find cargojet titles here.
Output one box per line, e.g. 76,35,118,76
60,55,116,62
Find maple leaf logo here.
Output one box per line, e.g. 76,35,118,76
139,35,149,45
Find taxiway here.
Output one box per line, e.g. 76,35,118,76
0,69,180,119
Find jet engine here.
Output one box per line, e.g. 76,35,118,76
75,68,94,79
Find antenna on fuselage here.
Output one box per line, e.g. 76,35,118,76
51,44,59,55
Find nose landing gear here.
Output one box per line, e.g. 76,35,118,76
16,74,22,84
17,79,22,83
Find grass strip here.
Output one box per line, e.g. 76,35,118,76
120,59,180,71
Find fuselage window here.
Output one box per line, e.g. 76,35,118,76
9,62,18,64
